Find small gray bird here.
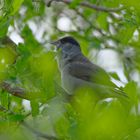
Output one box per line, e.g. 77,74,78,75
51,36,127,99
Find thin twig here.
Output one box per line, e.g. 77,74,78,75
45,0,123,12
75,9,106,36
0,81,28,99
22,122,58,140
79,1,123,12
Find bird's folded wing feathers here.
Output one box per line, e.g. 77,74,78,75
68,61,116,87
68,61,128,99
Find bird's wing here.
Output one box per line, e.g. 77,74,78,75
68,61,128,99
68,60,116,88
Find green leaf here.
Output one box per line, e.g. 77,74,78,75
0,91,9,109
124,81,138,104
11,0,24,15
0,38,17,81
121,0,140,13
101,0,120,7
21,25,42,53
55,116,70,139
109,72,120,81
116,24,135,45
0,17,11,37
96,13,108,31
69,0,82,8
8,114,25,121
30,100,39,117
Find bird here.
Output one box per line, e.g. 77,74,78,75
51,36,128,99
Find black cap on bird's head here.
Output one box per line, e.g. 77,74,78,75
51,36,81,51
59,36,80,46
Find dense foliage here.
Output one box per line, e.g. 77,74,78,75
0,0,140,140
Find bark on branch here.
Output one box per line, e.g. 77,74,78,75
0,81,28,100
46,0,123,12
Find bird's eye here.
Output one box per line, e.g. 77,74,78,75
54,41,61,50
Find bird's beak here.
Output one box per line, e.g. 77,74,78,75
50,41,58,46
50,40,61,50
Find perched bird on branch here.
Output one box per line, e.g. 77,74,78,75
51,36,128,99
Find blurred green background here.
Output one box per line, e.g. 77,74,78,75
0,0,140,140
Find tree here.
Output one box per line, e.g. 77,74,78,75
0,0,140,140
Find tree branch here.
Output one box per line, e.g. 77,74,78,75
0,105,58,140
0,7,3,11
0,81,28,100
79,1,123,12
45,0,123,12
74,9,106,36
22,122,58,140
